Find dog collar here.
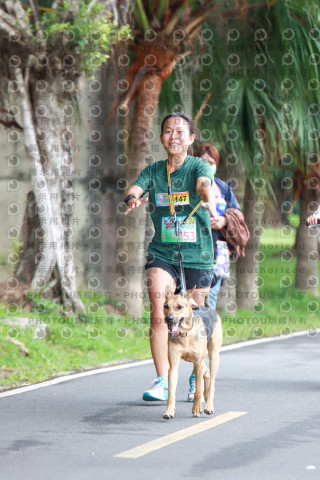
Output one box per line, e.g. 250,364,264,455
180,317,196,336
178,318,194,337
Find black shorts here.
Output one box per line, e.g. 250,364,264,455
145,258,217,294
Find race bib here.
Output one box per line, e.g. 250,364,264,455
161,216,197,243
155,192,189,207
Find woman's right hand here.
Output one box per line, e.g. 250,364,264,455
124,197,149,216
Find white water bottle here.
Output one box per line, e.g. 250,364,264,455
215,240,230,279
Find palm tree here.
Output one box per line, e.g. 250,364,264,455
112,0,319,316
193,0,320,308
113,0,271,317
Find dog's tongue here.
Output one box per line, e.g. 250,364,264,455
171,323,180,337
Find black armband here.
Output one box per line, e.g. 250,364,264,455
124,194,136,205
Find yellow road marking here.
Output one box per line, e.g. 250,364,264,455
114,411,247,459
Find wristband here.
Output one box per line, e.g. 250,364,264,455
124,194,136,205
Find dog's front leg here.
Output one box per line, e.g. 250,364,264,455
205,317,222,415
203,362,210,402
205,343,220,415
192,362,204,417
163,356,180,420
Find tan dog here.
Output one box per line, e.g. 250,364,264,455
163,286,222,419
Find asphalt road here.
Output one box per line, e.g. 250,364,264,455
0,333,319,480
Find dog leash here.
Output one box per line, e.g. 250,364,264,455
167,161,203,296
182,199,203,225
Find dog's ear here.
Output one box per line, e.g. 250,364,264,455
165,285,173,299
187,285,197,298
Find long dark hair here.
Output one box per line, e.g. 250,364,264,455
160,113,197,155
160,112,197,135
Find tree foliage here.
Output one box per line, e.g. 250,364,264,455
193,0,320,194
40,0,131,74
0,0,130,84
0,0,131,312
115,0,320,314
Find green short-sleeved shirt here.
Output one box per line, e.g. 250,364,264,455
133,155,214,269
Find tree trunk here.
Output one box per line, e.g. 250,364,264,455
218,155,247,210
93,67,126,296
115,72,164,318
13,64,84,312
15,191,41,284
236,178,263,310
294,182,319,294
262,177,289,228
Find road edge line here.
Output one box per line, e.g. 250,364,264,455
1,328,319,398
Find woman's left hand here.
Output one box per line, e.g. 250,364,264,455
211,215,227,230
307,213,320,226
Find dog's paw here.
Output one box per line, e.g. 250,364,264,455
192,404,202,417
204,406,214,415
192,411,202,418
163,409,175,420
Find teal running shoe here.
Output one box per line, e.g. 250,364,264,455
187,373,204,402
143,376,168,401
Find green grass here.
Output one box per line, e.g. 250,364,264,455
221,223,320,343
0,299,151,390
0,223,319,391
